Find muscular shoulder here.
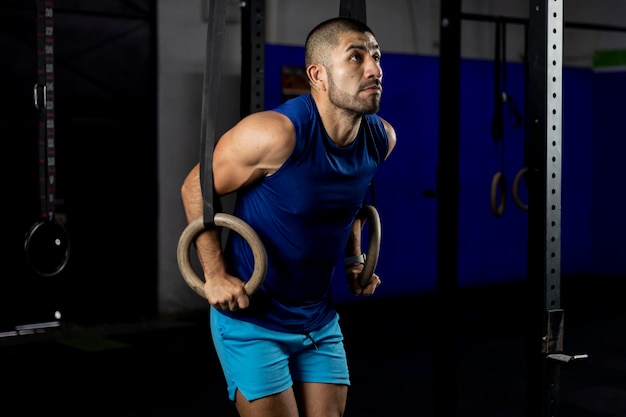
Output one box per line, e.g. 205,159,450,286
234,110,295,164
212,110,295,193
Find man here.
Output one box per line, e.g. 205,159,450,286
181,16,397,417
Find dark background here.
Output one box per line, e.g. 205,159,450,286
0,0,158,331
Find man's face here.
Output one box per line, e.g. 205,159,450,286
327,31,383,115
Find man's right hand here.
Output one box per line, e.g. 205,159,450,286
204,274,250,311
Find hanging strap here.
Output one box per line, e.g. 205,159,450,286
339,0,367,22
199,0,227,228
178,0,269,299
337,0,380,287
338,0,374,206
492,19,522,141
489,19,506,217
501,22,523,129
25,0,70,277
35,0,57,222
491,19,504,143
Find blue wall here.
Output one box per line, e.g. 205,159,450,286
589,72,626,274
265,44,626,304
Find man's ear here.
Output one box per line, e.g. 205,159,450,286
306,64,326,91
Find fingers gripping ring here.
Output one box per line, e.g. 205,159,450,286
177,214,268,299
357,205,382,288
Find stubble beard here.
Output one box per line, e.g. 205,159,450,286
328,74,381,115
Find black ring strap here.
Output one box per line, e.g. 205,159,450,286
25,0,70,277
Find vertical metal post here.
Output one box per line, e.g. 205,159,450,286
436,0,461,415
526,0,563,415
241,0,265,117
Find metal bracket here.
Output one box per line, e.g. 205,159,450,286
543,309,588,364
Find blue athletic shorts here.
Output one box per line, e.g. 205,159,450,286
210,307,350,401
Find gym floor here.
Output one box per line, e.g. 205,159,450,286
2,275,625,417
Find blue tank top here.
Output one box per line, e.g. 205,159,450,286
222,93,389,333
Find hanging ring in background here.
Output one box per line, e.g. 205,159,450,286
24,217,71,277
357,205,382,288
177,214,267,299
490,172,507,217
513,167,529,211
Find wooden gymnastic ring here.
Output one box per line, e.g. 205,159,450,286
490,172,506,217
177,214,267,299
512,167,528,211
357,205,382,288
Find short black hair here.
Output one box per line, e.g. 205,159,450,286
305,17,376,67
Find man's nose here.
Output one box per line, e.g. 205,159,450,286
365,58,382,80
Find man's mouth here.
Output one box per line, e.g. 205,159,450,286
362,83,382,93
